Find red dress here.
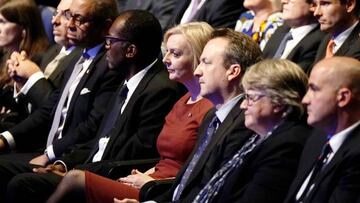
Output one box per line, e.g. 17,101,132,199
85,93,213,202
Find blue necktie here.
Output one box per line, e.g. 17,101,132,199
173,116,220,201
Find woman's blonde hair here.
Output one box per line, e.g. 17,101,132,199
163,22,214,71
242,59,308,117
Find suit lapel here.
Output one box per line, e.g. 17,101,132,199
263,25,290,58
184,100,244,188
335,23,360,56
308,125,360,197
66,48,106,120
101,60,164,158
286,25,319,60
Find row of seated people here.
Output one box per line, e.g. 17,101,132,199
0,0,359,202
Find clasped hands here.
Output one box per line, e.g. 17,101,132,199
117,169,154,189
7,51,41,88
29,154,66,177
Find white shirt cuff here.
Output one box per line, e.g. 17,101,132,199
45,145,56,161
1,131,16,149
19,72,45,95
53,160,68,173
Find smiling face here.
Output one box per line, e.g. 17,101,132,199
0,13,22,50
163,34,194,83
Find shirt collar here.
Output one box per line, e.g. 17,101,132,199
215,94,243,123
290,23,317,40
125,59,157,94
329,120,360,154
83,43,103,59
333,21,359,49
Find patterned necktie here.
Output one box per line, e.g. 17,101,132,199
98,84,129,138
43,51,67,78
193,134,260,203
325,39,335,58
296,140,332,202
46,55,87,147
273,32,293,58
173,116,220,201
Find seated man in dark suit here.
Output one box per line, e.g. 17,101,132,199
166,0,246,29
313,0,360,61
8,0,80,114
151,29,262,202
263,0,325,73
284,56,360,203
0,0,120,171
0,9,185,203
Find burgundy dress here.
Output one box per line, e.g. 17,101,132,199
85,93,213,202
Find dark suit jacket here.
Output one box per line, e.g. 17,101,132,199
155,99,254,202
284,125,360,203
124,0,178,30
58,60,186,175
25,44,82,111
8,46,123,156
166,0,245,30
213,119,312,203
263,24,325,73
315,22,360,62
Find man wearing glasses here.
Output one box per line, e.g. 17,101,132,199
0,8,185,203
0,0,123,201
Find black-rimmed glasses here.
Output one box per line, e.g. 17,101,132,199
105,35,129,47
64,10,93,27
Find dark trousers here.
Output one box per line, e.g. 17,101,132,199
0,156,62,203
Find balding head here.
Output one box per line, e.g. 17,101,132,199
303,56,360,134
314,57,360,100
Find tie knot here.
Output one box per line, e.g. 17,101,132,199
82,52,91,59
118,84,129,98
210,116,220,129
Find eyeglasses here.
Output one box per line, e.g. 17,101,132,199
53,9,68,18
105,35,129,47
64,10,93,27
244,93,266,105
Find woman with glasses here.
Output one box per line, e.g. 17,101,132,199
192,59,313,203
46,22,214,203
0,0,49,130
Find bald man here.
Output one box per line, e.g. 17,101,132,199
285,57,360,203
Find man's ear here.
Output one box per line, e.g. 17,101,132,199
337,87,352,107
346,0,356,13
227,64,241,81
126,44,137,58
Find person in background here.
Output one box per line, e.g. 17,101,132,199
263,0,324,73
46,21,214,203
313,0,360,61
166,0,246,29
235,0,283,50
0,0,49,129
